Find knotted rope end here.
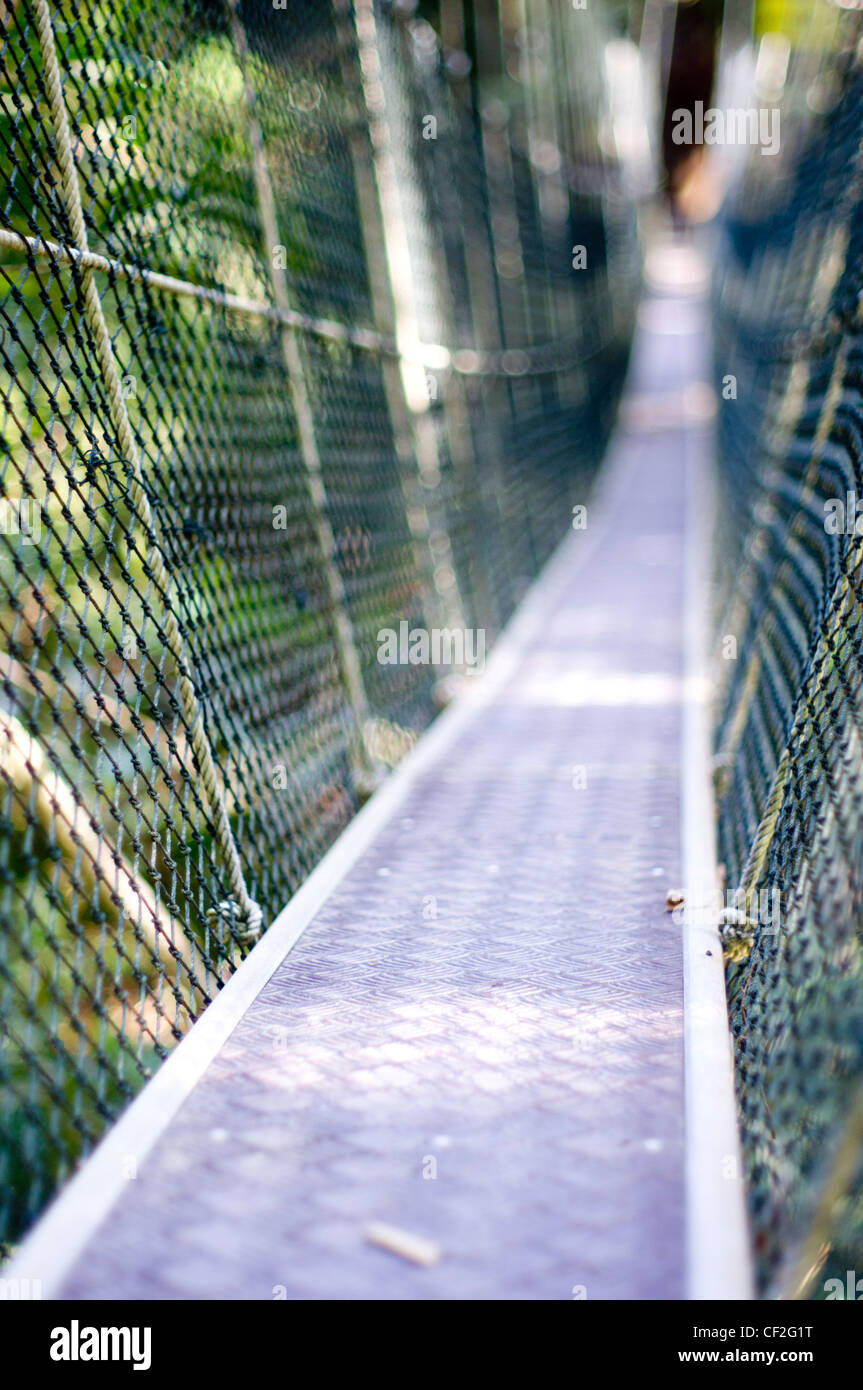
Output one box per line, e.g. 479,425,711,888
206,898,264,947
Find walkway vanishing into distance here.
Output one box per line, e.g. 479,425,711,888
14,245,750,1300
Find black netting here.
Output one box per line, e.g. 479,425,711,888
0,0,638,1248
714,3,863,1296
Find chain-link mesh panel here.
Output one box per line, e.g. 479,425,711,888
713,1,863,1296
0,0,639,1249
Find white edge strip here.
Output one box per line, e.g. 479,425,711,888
6,482,616,1301
682,408,754,1300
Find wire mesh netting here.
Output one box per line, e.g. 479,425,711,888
714,0,863,1297
0,0,639,1247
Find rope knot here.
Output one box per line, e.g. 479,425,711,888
719,906,758,963
206,898,264,946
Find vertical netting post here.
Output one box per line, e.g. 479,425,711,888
348,0,468,649
332,0,449,650
229,2,380,792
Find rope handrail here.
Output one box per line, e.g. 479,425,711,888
0,222,618,379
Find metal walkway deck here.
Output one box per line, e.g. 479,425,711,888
11,251,751,1300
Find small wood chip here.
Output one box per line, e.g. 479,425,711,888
364,1221,441,1267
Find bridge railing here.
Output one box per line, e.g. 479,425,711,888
713,0,863,1298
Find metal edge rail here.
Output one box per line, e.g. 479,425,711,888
681,400,754,1301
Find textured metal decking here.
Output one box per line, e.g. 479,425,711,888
54,272,710,1301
